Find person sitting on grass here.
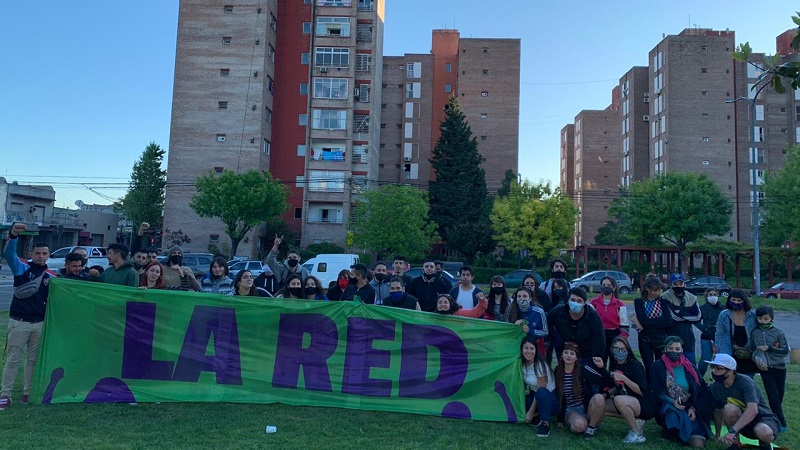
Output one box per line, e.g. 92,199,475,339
604,336,657,444
521,335,559,438
554,342,611,439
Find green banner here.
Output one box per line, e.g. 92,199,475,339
34,279,525,422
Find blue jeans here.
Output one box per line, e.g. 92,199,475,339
698,339,714,376
526,388,560,422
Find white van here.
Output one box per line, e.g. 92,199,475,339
302,254,360,289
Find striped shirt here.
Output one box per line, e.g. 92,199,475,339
563,372,583,407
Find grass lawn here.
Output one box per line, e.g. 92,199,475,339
617,293,800,313
0,312,797,449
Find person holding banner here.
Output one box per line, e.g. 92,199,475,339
521,335,559,438
279,274,305,299
434,294,487,318
327,270,355,301
554,342,611,439
232,270,270,297
507,287,548,355
199,256,234,295
138,261,165,290
303,276,328,300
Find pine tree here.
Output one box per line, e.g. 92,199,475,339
429,96,493,261
120,142,166,227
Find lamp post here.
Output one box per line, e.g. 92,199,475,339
727,81,769,297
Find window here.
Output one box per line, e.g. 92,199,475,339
404,122,418,138
701,90,708,96
356,24,372,42
311,109,347,129
747,63,764,79
302,22,312,34
223,5,233,13
294,208,303,219
213,167,224,174
480,113,487,119
404,102,420,118
750,148,764,164
445,63,452,73
403,143,417,160
265,107,272,123
353,114,369,132
269,14,277,31
300,83,308,95
268,45,275,62
352,145,368,163
315,47,350,67
754,126,764,142
356,84,370,102
405,82,421,98
295,175,306,188
267,76,274,94
444,84,452,93
702,137,710,142
301,53,310,64
316,0,352,5
482,47,489,53
220,68,230,77
755,105,764,121
263,140,271,155
358,0,374,11
355,54,372,71
218,101,228,109
795,105,800,122
222,37,232,45
299,114,308,126
700,68,708,73
297,145,306,157
751,169,765,185
310,141,346,161
482,69,489,75
404,163,419,180
313,77,349,99
481,91,489,97
308,170,345,192
317,17,350,36
216,134,226,142
406,62,422,78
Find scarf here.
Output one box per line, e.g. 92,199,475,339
661,353,699,385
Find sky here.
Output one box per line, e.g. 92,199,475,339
1,1,796,208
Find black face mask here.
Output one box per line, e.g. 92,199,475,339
712,372,728,383
305,287,317,296
490,286,505,296
133,263,145,270
374,273,387,282
551,271,565,279
665,351,682,363
672,286,685,296
349,277,358,285
423,273,435,281
169,255,183,266
287,259,299,268
288,287,303,297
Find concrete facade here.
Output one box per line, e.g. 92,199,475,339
619,66,650,186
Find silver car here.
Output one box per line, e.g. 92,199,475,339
570,270,633,295
46,246,109,269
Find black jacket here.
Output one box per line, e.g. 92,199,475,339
549,303,606,359
384,292,419,310
406,275,450,312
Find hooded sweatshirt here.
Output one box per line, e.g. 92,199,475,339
100,261,139,287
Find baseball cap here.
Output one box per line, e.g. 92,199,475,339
705,353,737,371
669,273,685,284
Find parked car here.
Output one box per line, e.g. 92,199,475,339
404,268,460,287
502,270,543,289
762,281,800,299
228,260,270,279
684,276,731,297
571,270,633,295
177,253,215,278
46,246,109,269
302,254,360,289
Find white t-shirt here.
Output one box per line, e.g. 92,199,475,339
456,285,476,309
523,362,556,392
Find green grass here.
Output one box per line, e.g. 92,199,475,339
0,312,798,449
618,293,800,313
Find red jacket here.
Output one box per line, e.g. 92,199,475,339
589,295,628,331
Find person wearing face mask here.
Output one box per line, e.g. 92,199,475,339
650,336,709,448
633,276,675,378
482,276,510,321
406,259,450,312
162,245,200,291
605,336,656,443
662,273,702,365
303,276,328,300
589,276,630,364
747,306,787,431
707,354,781,450
714,289,757,377
507,287,548,354
279,274,306,299
266,234,309,290
327,269,356,301
433,294,487,317
539,258,572,296
349,263,376,304
549,287,605,364
696,288,724,377
369,261,392,305
521,274,552,313
549,278,570,307
383,277,420,310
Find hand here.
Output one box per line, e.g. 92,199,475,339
721,432,737,445
525,409,535,423
10,223,26,236
612,372,628,384
181,267,193,278
758,345,769,352
673,399,685,410
592,357,604,369
688,408,696,421
514,320,523,326
273,234,283,249
522,324,530,334
88,268,100,278
138,222,150,236
476,292,486,301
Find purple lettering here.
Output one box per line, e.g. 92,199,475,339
122,302,174,380
341,318,395,397
272,313,337,392
398,323,468,399
172,306,242,385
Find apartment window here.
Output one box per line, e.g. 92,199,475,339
268,45,275,62
404,122,418,138
405,102,420,118
218,101,228,109
302,22,312,34
267,76,274,94
405,82,421,99
747,63,764,79
403,142,417,160
220,68,230,77
444,84,452,93
216,134,226,142
297,145,306,157
265,107,272,123
404,163,419,180
222,37,232,45
317,17,350,36
481,91,489,97
445,63,452,73
299,114,308,126
482,69,489,75
750,148,765,164
308,170,345,192
352,175,367,193
356,84,370,102
755,105,764,121
301,53,310,64
294,208,303,219
482,47,489,53
300,83,308,95
701,90,709,96
295,175,306,188
223,5,233,13
355,54,372,72
316,0,352,6
214,166,224,174
315,47,350,67
700,68,708,73
269,14,277,31
751,169,765,186
263,140,271,155
353,114,370,132
795,105,800,121
313,77,349,99
352,145,368,164
311,109,347,129
702,137,709,142
358,0,374,11
406,62,422,78
754,126,764,142
480,113,487,119
356,24,373,42
480,135,487,140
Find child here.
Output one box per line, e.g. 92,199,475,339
748,306,788,431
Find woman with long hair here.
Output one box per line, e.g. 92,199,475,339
589,275,630,363
633,276,675,377
139,261,165,289
304,275,328,300
523,273,553,312
232,270,269,297
326,269,355,300
279,273,305,299
199,256,234,295
554,342,610,438
434,294,487,318
483,275,510,321
714,288,757,377
604,336,657,443
507,287,548,355
520,335,559,438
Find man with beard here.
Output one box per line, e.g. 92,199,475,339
162,245,199,291
406,259,450,312
57,252,95,281
100,243,139,287
369,261,392,305
266,234,309,290
129,222,153,281
539,258,572,296
662,273,702,364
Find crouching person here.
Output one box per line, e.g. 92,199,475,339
521,336,559,437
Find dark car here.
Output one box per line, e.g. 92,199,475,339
684,276,731,297
762,281,800,300
503,270,543,289
404,268,460,287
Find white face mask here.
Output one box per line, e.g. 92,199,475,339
707,296,719,305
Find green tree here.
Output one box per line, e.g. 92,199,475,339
191,170,289,257
351,184,436,260
497,169,517,198
428,96,494,261
120,142,166,227
594,221,629,246
490,180,577,263
608,172,733,272
733,13,800,94
762,145,800,246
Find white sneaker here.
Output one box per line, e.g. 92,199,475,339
623,430,646,444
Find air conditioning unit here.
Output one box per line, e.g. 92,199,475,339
643,115,650,122
403,156,411,162
643,93,650,103
319,67,328,73
353,88,360,97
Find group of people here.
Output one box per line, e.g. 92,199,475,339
0,225,790,449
